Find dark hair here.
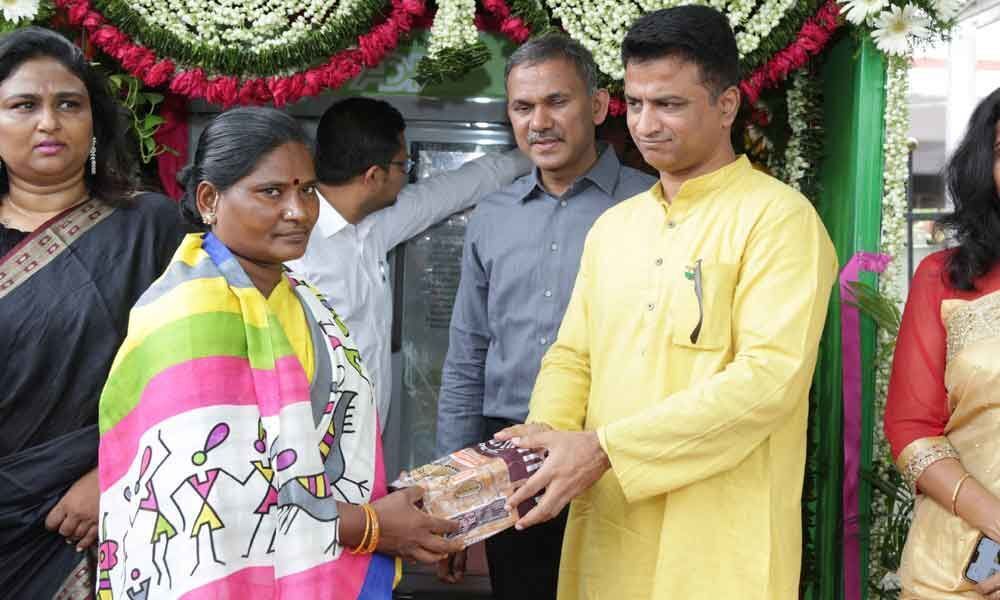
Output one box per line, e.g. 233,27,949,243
314,97,405,185
0,27,134,205
938,87,1000,291
505,34,599,95
620,6,740,99
178,107,312,229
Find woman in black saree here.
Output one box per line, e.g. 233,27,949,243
0,27,187,598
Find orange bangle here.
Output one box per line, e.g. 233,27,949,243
364,504,380,554
952,473,973,516
351,504,373,554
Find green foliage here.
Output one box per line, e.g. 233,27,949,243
863,462,913,599
108,73,175,164
846,280,902,336
415,41,491,85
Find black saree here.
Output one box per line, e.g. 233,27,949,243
0,194,187,599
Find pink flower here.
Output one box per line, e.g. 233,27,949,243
90,25,129,51
143,60,175,88
67,2,89,24
121,46,156,73
608,97,626,117
238,78,272,105
302,70,324,97
500,16,530,42
82,11,104,29
169,68,207,99
401,0,426,16
205,76,239,107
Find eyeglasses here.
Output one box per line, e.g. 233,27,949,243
388,158,415,174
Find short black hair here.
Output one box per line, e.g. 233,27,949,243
0,27,135,206
178,107,312,230
314,97,406,185
621,6,740,99
505,34,599,95
938,86,1000,290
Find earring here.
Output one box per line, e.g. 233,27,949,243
202,211,216,226
89,137,96,175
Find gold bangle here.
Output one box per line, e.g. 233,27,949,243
351,504,372,554
952,473,973,516
364,504,380,554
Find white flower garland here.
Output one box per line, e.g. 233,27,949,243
425,0,481,59
127,0,363,53
866,53,911,592
777,69,812,190
544,0,800,80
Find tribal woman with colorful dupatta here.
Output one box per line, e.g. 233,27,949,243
0,28,188,600
885,88,1000,600
97,107,464,600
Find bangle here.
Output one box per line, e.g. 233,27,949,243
364,504,381,554
351,504,373,554
951,473,973,516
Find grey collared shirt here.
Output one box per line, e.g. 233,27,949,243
436,145,656,454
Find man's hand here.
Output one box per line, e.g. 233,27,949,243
493,422,551,442
45,467,99,552
436,547,468,584
504,430,610,530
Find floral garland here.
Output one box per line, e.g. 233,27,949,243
415,0,489,84
56,0,427,106
740,0,840,105
865,53,911,598
89,0,387,76
769,67,823,199
542,0,827,85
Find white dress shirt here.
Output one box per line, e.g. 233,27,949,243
287,150,532,430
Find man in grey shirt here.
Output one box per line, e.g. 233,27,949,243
436,35,655,599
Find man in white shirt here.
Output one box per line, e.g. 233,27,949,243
288,97,531,432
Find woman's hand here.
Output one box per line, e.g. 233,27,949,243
976,571,1000,599
371,486,464,564
44,467,99,552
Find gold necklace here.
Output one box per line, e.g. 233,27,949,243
0,194,90,229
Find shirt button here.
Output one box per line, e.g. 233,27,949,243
544,289,553,297
550,243,558,252
560,200,568,208
655,258,663,266
539,337,548,345
647,303,655,311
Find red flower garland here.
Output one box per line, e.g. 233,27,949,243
478,0,532,43
55,0,428,106
56,0,834,109
739,0,842,105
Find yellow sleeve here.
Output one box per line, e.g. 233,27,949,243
599,203,838,503
525,227,597,432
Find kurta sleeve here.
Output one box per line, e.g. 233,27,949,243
883,252,956,490
525,226,596,433
598,203,838,503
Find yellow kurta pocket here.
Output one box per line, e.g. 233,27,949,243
669,262,738,351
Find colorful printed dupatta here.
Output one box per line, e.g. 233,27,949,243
97,233,393,599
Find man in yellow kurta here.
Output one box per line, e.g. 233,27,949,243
498,6,839,599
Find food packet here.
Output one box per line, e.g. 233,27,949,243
389,439,545,547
